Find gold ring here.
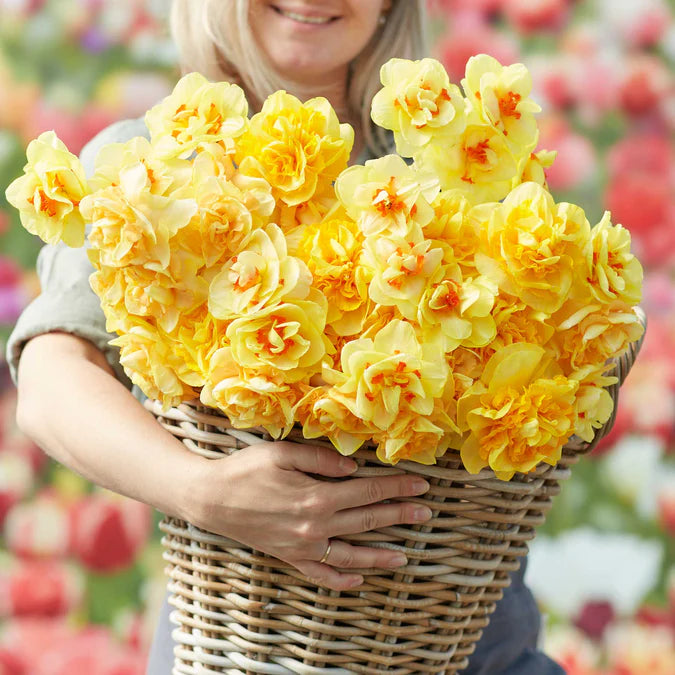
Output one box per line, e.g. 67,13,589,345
319,541,332,564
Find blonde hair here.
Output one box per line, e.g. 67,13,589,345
169,0,428,156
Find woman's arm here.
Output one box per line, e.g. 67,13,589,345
16,332,432,590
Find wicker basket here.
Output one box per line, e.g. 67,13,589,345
146,308,645,674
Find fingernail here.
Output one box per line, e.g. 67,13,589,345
347,575,363,588
340,457,358,473
414,507,432,522
388,554,408,567
412,479,430,494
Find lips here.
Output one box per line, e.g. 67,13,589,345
271,4,339,25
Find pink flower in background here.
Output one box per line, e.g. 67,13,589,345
0,647,25,675
426,0,503,18
533,57,578,110
436,13,520,83
658,484,675,535
0,454,34,528
69,492,152,573
537,116,597,191
597,0,672,48
0,621,146,675
0,255,30,324
3,492,71,559
605,171,675,267
617,55,673,120
0,560,84,618
26,101,116,155
608,133,675,179
503,0,572,34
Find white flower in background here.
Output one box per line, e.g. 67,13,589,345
605,622,675,674
543,625,601,673
601,434,664,518
526,527,663,617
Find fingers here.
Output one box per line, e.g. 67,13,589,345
327,501,433,537
326,473,430,511
272,442,359,477
320,539,408,570
294,559,364,592
293,540,409,591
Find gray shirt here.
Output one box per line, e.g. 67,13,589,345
6,120,562,675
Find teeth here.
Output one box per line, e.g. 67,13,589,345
277,8,334,24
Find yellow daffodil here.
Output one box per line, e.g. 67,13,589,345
364,235,444,321
371,57,467,156
586,212,643,305
170,307,229,381
190,170,274,266
336,154,439,238
417,266,497,352
145,72,248,157
416,121,519,203
89,136,193,197
332,319,448,430
5,131,89,247
208,223,311,320
236,91,352,207
457,343,578,480
474,182,591,314
374,413,451,465
462,54,541,155
201,347,301,439
476,295,555,364
553,301,645,373
515,148,556,190
426,190,479,271
81,163,197,270
569,366,617,443
296,386,376,456
296,216,372,335
227,293,328,381
90,256,207,334
110,320,201,409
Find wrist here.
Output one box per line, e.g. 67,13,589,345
175,453,227,529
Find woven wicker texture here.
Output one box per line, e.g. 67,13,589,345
146,308,645,674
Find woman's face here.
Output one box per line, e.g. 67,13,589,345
249,1,392,86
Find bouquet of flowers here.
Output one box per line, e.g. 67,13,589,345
6,54,644,481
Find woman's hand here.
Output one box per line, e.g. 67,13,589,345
189,440,432,591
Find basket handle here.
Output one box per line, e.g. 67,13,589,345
570,305,648,455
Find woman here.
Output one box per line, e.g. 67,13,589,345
8,1,564,672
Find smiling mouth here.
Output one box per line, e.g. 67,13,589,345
271,5,339,25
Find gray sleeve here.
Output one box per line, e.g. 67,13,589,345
5,117,149,387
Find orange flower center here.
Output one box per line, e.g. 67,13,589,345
28,188,60,217
498,91,522,121
372,177,406,217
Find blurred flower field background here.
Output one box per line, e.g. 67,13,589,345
0,0,674,672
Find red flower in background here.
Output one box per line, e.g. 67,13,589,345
0,561,83,618
574,600,616,640
608,133,675,178
427,0,503,18
605,172,675,267
617,55,673,120
0,620,146,675
503,0,572,33
69,492,152,573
